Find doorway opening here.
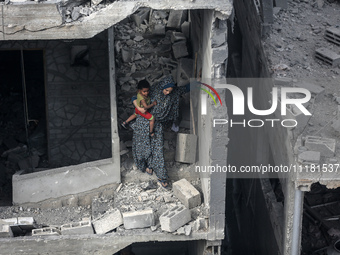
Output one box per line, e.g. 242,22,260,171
0,49,47,205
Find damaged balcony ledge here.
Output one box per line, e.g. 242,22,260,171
0,230,210,254
12,158,120,205
0,0,233,41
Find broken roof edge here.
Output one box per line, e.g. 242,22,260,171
0,0,233,41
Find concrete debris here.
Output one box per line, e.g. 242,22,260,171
159,205,191,232
131,8,150,28
32,227,61,236
172,41,189,59
92,208,123,234
0,225,13,238
61,220,94,235
173,179,201,209
167,10,188,30
122,209,155,229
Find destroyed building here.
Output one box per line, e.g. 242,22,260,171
0,0,340,254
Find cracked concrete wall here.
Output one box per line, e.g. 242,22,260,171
190,9,229,241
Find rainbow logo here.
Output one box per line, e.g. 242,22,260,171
196,82,222,115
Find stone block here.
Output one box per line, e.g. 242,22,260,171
325,27,340,46
305,136,336,157
18,217,35,231
175,134,197,164
298,151,320,164
172,41,188,59
171,32,186,43
61,221,94,235
0,225,13,238
131,8,150,28
173,179,201,209
32,227,61,236
315,48,340,67
167,10,188,30
122,209,155,229
159,205,191,232
92,208,123,234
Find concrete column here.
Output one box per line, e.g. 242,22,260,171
108,27,120,173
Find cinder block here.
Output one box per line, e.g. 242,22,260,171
315,48,340,67
167,10,188,30
172,41,188,59
92,208,123,234
0,225,14,238
305,136,336,157
122,209,155,229
32,227,61,236
173,179,201,209
61,221,94,235
298,151,320,164
175,134,197,164
131,8,150,27
18,217,35,231
159,205,191,232
325,27,340,46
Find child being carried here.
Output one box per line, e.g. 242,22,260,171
121,79,157,136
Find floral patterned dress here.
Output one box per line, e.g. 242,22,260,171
131,76,188,181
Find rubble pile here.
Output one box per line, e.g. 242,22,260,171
0,180,208,238
115,8,194,173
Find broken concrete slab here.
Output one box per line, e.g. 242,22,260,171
173,179,201,209
274,77,293,86
297,80,325,100
92,208,123,234
121,48,135,63
159,205,191,232
32,227,61,236
304,136,336,157
167,10,188,30
61,221,94,235
122,209,155,229
131,8,150,28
